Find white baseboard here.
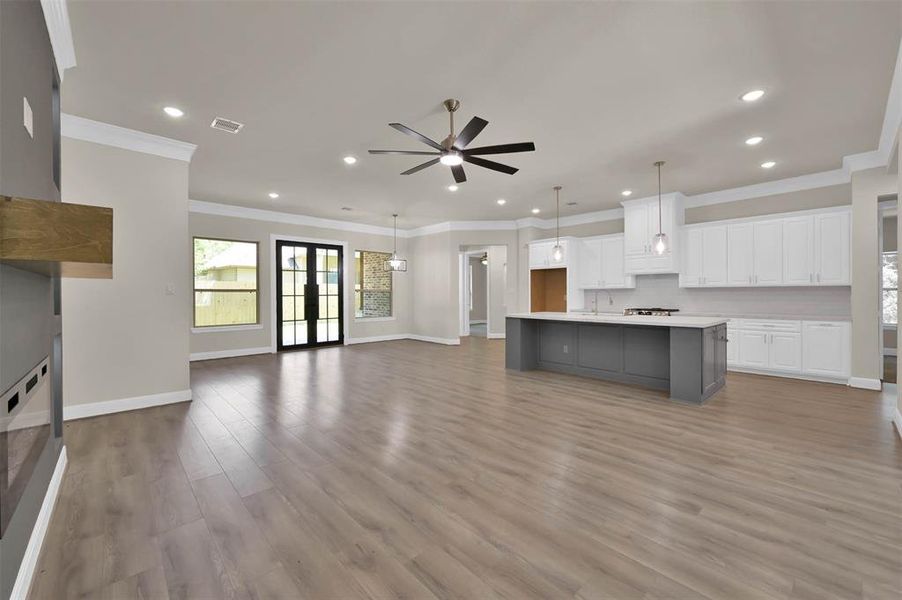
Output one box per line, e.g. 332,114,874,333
345,334,408,345
408,334,461,346
727,366,847,385
894,408,902,440
848,377,882,391
10,446,67,600
64,389,192,421
190,346,272,361
486,333,506,339
884,347,897,357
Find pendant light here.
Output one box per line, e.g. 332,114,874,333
480,253,488,266
551,185,564,262
651,161,668,255
384,214,407,272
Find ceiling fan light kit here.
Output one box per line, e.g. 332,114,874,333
369,99,536,184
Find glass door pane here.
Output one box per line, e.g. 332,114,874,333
277,241,342,350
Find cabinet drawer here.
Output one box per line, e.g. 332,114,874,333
738,319,801,333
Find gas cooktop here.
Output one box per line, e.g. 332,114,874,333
623,308,680,316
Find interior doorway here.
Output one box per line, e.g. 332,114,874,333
276,240,344,350
459,245,508,338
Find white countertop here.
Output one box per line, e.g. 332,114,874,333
507,312,730,328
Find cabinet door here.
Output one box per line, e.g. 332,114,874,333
702,226,728,286
577,239,602,288
769,332,802,372
738,331,768,367
782,216,814,286
529,242,550,269
727,223,754,285
802,322,849,377
623,204,648,256
726,326,739,364
682,228,703,286
753,221,783,285
814,212,850,285
600,236,626,287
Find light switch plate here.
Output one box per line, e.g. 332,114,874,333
23,97,33,138
165,283,176,296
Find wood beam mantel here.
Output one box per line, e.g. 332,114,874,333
0,195,113,277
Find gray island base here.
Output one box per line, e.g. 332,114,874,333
506,313,728,404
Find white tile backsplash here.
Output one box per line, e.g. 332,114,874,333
582,274,851,319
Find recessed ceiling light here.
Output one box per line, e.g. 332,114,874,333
621,189,633,197
447,185,459,192
343,155,357,165
163,106,184,118
741,89,765,102
268,192,279,199
760,161,776,169
497,198,506,205
531,208,540,214
745,136,764,146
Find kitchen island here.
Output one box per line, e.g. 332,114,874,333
506,312,729,404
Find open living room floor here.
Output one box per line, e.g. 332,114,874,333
29,336,902,600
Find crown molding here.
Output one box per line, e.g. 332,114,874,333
41,0,76,79
682,168,850,209
61,114,197,162
189,200,400,237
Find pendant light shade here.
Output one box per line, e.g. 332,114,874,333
384,214,407,272
651,161,668,255
551,186,564,261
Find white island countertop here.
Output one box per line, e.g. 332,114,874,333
507,312,730,329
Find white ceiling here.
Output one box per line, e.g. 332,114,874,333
62,1,900,227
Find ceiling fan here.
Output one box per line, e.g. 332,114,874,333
368,99,536,184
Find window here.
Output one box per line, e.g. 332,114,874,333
193,238,259,327
882,251,897,325
354,250,392,318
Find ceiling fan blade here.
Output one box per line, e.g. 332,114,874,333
400,158,440,175
464,155,518,175
464,142,536,156
451,164,467,183
453,116,489,150
389,123,444,151
369,150,440,155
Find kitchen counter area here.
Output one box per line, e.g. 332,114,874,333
506,312,729,404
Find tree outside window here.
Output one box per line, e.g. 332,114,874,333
882,252,897,325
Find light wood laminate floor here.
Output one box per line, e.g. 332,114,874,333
31,337,902,599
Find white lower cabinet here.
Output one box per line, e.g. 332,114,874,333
727,318,849,382
802,321,851,377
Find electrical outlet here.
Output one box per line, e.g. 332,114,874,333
23,97,33,138
164,283,176,296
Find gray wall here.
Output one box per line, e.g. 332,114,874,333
0,2,63,598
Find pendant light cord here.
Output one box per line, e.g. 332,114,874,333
392,213,398,256
655,161,664,234
554,186,562,245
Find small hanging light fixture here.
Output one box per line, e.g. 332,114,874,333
651,161,668,255
551,185,564,262
480,253,488,266
384,214,407,272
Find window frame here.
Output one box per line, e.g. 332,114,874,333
193,236,261,329
882,251,897,327
353,249,394,320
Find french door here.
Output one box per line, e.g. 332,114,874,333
276,240,344,350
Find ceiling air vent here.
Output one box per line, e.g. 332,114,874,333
210,117,244,134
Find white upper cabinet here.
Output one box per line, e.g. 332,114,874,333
528,239,570,269
814,211,850,285
782,216,814,285
752,220,783,285
681,207,849,288
575,235,634,289
600,235,632,288
622,194,683,274
727,223,753,285
681,225,727,287
577,238,602,288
